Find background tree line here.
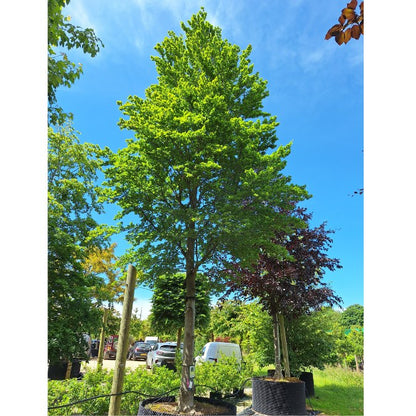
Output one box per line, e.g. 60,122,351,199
97,299,363,373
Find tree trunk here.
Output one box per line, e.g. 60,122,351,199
97,308,108,369
65,360,72,379
176,327,182,349
175,327,183,373
272,311,283,379
178,235,197,412
178,269,196,411
355,355,360,372
278,314,290,378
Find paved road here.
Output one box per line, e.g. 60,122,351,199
82,357,147,371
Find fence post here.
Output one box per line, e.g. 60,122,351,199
108,265,137,416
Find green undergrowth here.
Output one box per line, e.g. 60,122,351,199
48,357,250,415
48,364,363,415
308,366,363,415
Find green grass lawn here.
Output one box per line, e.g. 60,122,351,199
307,367,363,415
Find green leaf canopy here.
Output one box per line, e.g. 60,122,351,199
105,9,308,282
48,124,107,363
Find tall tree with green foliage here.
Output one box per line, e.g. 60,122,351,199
104,9,307,411
150,273,211,347
48,0,103,125
48,124,107,365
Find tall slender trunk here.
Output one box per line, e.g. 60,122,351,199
176,327,182,350
178,235,197,412
176,327,183,374
355,355,360,372
272,311,283,379
97,308,108,369
65,360,72,379
278,314,290,378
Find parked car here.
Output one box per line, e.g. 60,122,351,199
103,335,118,360
90,339,100,357
195,342,242,364
128,341,152,361
146,342,182,369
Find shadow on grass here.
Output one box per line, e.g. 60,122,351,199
307,384,363,415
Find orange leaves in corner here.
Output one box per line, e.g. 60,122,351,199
325,1,364,45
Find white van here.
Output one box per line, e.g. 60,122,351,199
144,336,159,346
195,342,242,364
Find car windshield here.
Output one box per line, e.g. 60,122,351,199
136,343,148,348
159,345,176,352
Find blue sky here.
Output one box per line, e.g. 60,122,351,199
54,0,363,317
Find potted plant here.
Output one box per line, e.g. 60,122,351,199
222,207,342,415
138,396,236,416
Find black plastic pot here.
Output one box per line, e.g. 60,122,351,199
252,377,307,415
48,360,82,380
299,372,315,398
137,395,236,415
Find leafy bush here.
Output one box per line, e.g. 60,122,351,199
48,368,114,415
121,366,180,414
194,355,251,396
48,366,180,415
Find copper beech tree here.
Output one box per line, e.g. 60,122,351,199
219,207,342,379
325,0,364,45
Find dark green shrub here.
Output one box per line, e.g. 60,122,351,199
194,355,251,396
48,366,180,415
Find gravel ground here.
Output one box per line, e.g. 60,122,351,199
81,357,147,371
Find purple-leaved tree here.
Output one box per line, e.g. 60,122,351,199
219,207,343,379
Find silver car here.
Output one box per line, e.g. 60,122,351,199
146,342,182,369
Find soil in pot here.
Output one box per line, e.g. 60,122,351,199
252,377,307,415
138,395,236,415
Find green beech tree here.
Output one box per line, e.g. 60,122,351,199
104,9,307,411
48,124,107,365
